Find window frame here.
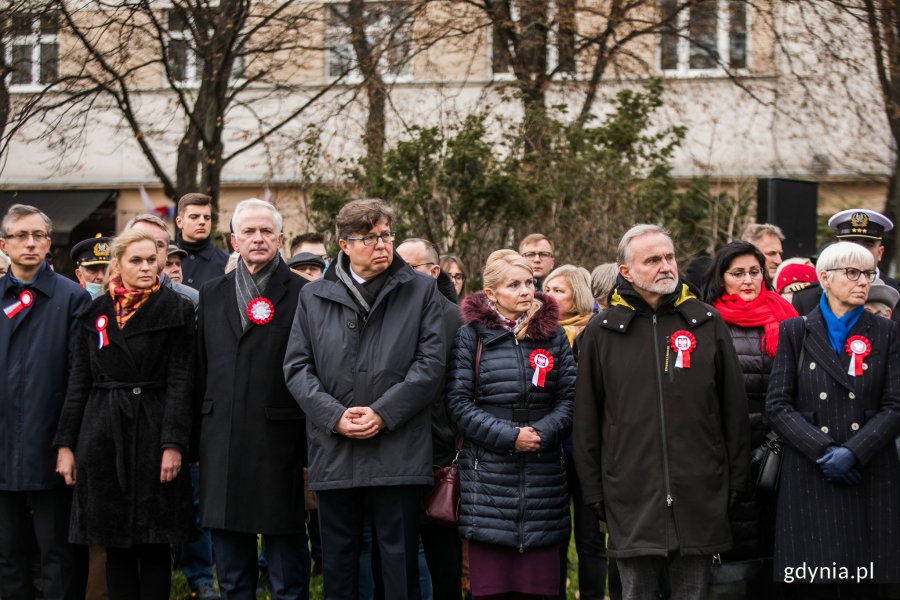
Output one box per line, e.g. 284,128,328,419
489,0,577,81
162,6,245,89
658,0,751,78
5,11,60,92
325,2,414,84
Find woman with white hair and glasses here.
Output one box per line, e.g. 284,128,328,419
766,241,900,599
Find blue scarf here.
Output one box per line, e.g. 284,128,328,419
819,291,863,355
7,260,47,287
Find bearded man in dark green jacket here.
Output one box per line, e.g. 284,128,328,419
574,224,751,599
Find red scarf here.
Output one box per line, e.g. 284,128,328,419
109,276,160,329
712,290,798,357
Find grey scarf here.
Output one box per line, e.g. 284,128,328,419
334,252,372,314
235,253,280,331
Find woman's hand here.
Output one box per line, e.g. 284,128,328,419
515,427,542,452
160,448,182,483
56,447,77,485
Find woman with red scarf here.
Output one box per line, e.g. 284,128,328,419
54,229,195,599
701,240,797,597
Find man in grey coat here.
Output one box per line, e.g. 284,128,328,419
284,199,444,600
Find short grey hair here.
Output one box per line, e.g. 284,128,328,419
398,238,439,264
816,241,875,283
124,213,169,236
616,224,673,267
231,199,283,233
742,223,785,243
2,204,52,236
591,263,618,305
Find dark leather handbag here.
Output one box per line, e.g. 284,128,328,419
754,432,783,499
424,337,482,526
709,553,765,600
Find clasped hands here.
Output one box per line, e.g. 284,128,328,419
335,406,385,439
816,446,861,486
514,426,541,452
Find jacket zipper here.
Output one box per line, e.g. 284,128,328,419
651,314,674,511
515,334,527,552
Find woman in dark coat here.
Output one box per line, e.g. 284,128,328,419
447,249,575,599
54,229,195,599
702,241,797,594
766,241,900,599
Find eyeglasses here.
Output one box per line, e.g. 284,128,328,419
450,273,467,283
409,262,435,270
725,268,763,280
346,231,396,246
4,231,50,242
522,251,554,260
827,267,876,283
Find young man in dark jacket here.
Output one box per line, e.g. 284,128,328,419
574,224,751,600
284,199,444,600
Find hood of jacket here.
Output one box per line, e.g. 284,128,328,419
436,269,459,304
460,290,559,340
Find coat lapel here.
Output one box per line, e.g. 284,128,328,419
240,260,293,339
804,309,854,392
221,272,242,340
89,295,140,373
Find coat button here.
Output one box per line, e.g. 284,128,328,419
862,363,868,370
819,392,827,400
132,387,141,395
602,319,607,324
820,425,829,434
809,362,816,370
850,422,860,431
187,279,193,284
189,255,195,260
848,392,855,399
347,321,356,329
691,319,697,324
619,324,624,329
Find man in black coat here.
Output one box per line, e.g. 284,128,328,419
793,208,900,326
197,199,309,599
176,193,229,290
0,204,91,600
284,199,444,600
396,237,462,600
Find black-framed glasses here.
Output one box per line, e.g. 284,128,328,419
346,231,396,246
409,262,435,270
450,273,467,283
827,267,876,283
4,231,50,242
725,268,763,280
522,251,554,259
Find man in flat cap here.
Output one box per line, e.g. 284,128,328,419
71,234,111,299
165,244,187,284
792,208,900,324
287,252,325,281
865,278,900,320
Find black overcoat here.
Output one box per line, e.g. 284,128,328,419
766,309,900,583
53,285,195,547
0,268,90,491
197,259,307,534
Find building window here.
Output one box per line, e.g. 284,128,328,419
6,12,59,87
491,1,577,78
165,8,243,86
660,0,748,74
326,3,412,81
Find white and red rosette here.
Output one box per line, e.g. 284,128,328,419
670,330,697,369
247,297,275,325
3,289,34,319
529,349,554,387
845,335,871,377
95,315,110,349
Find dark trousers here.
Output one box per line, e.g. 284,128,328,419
211,528,310,600
420,522,461,600
0,488,77,600
105,544,171,600
317,485,423,600
179,463,215,589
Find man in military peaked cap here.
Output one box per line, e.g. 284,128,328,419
792,208,900,323
70,234,111,299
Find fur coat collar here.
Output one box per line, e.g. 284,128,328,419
461,290,559,341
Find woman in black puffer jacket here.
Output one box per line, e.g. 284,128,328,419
447,249,576,600
702,240,797,597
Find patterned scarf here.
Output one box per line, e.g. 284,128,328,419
109,276,160,329
235,253,279,331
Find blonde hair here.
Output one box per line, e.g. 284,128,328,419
544,264,594,315
103,229,158,291
482,249,533,292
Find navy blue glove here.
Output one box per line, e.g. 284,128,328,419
816,446,857,480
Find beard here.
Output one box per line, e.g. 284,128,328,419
631,271,679,296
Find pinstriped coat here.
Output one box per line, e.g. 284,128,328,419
766,309,900,584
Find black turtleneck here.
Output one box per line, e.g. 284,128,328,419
178,237,211,252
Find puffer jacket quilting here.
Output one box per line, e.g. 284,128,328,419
447,291,576,550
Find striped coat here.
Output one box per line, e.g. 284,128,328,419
766,309,900,583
